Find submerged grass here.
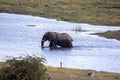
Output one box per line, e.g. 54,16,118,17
0,0,120,26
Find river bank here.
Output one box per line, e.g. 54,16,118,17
93,30,120,41
46,66,120,80
0,62,120,80
0,0,120,26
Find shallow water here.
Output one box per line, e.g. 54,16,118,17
0,13,120,73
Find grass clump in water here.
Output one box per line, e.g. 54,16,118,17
94,30,120,40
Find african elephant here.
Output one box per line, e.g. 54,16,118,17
41,32,73,48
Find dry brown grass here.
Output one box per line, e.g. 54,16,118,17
46,66,120,80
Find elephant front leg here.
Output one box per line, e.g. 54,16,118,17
49,41,57,49
49,41,53,47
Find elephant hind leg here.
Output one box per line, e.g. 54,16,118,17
66,41,73,48
60,41,73,48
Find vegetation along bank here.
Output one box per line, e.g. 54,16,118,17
0,56,120,80
93,30,120,41
0,0,120,26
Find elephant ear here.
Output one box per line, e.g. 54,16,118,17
42,32,50,40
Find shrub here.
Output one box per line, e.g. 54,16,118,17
0,55,47,80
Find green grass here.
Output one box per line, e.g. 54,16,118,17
46,66,120,80
0,0,120,26
94,30,120,40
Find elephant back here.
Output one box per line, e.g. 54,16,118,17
57,33,73,41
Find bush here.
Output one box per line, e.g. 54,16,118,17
0,55,47,80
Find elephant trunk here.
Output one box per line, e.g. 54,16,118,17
41,40,45,48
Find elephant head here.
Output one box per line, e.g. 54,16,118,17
41,32,57,48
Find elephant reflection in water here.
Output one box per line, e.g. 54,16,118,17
41,32,73,49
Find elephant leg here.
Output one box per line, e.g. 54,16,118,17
67,41,73,48
49,41,57,48
63,40,73,48
68,42,73,47
49,41,53,47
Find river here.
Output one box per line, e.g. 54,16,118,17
0,13,120,73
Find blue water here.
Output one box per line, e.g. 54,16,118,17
0,13,120,73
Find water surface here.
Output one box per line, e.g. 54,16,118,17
0,13,120,73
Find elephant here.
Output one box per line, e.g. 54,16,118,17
41,32,73,49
